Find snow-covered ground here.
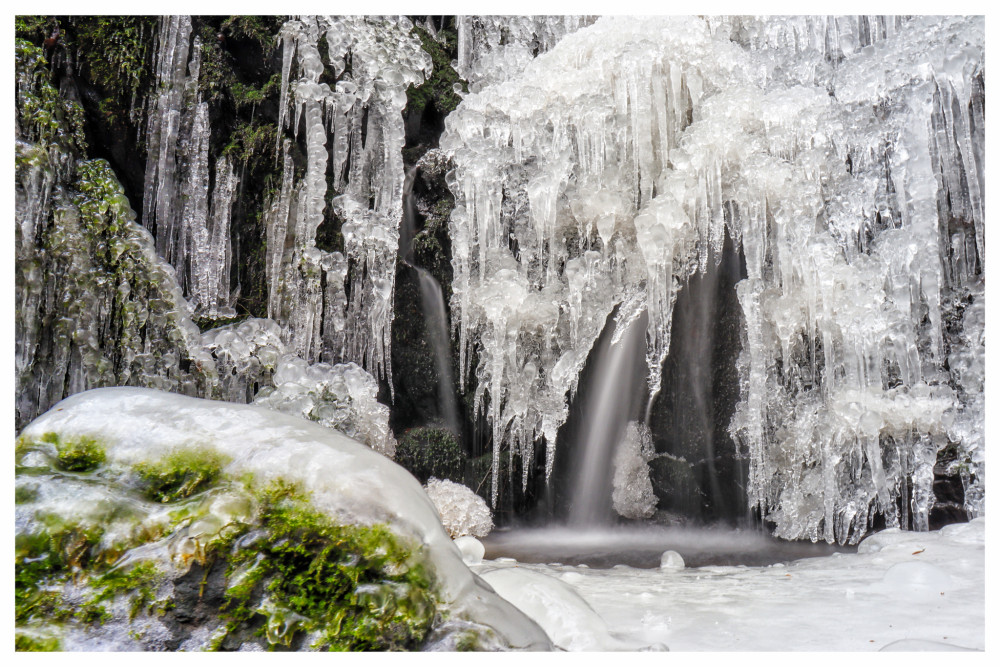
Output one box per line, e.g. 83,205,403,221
472,518,985,651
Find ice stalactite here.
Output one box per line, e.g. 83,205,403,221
142,15,236,319
267,16,431,386
441,16,984,542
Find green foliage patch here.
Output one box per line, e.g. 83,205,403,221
53,434,107,473
406,26,467,119
134,447,229,503
216,481,438,651
395,427,465,484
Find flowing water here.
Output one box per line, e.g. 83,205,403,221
566,310,649,527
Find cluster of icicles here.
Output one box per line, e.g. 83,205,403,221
441,15,984,542
15,15,985,546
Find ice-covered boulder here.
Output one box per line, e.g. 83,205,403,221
424,478,494,539
15,388,550,651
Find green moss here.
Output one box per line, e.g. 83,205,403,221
231,73,282,111
217,481,437,651
199,24,237,103
222,119,279,169
15,38,88,153
15,16,56,43
220,15,284,50
15,627,62,652
71,17,157,105
395,427,465,484
50,434,107,473
92,561,163,619
406,26,466,119
134,448,229,503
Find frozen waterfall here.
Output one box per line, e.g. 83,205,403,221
440,15,984,543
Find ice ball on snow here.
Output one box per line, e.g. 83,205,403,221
454,535,485,565
424,477,493,538
660,550,685,570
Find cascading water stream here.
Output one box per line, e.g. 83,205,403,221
401,166,461,435
566,310,648,526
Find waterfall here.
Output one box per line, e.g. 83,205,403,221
402,166,461,435
567,310,648,526
416,268,461,435
441,15,985,542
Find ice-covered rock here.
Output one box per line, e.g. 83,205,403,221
659,551,685,570
424,478,494,539
612,422,658,520
454,536,486,565
16,388,552,651
478,566,629,651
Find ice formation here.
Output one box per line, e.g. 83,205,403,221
17,388,553,650
612,422,658,520
454,536,486,565
476,567,636,651
266,16,432,381
423,478,494,539
454,16,596,93
143,16,237,318
15,39,215,429
440,15,984,542
253,355,397,458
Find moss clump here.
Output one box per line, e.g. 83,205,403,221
45,433,107,473
134,448,229,503
218,481,437,651
71,17,157,106
15,38,88,153
395,427,465,484
406,26,466,120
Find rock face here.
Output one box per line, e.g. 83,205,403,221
15,388,552,651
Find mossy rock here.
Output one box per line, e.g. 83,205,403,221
395,427,465,484
15,428,440,652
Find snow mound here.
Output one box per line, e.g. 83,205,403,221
424,478,494,538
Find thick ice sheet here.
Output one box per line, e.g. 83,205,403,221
473,518,985,651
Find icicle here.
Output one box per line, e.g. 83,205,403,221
441,15,984,539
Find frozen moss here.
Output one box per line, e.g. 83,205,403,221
92,561,163,619
48,433,107,473
395,427,465,484
217,481,437,651
15,627,62,652
134,448,229,503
